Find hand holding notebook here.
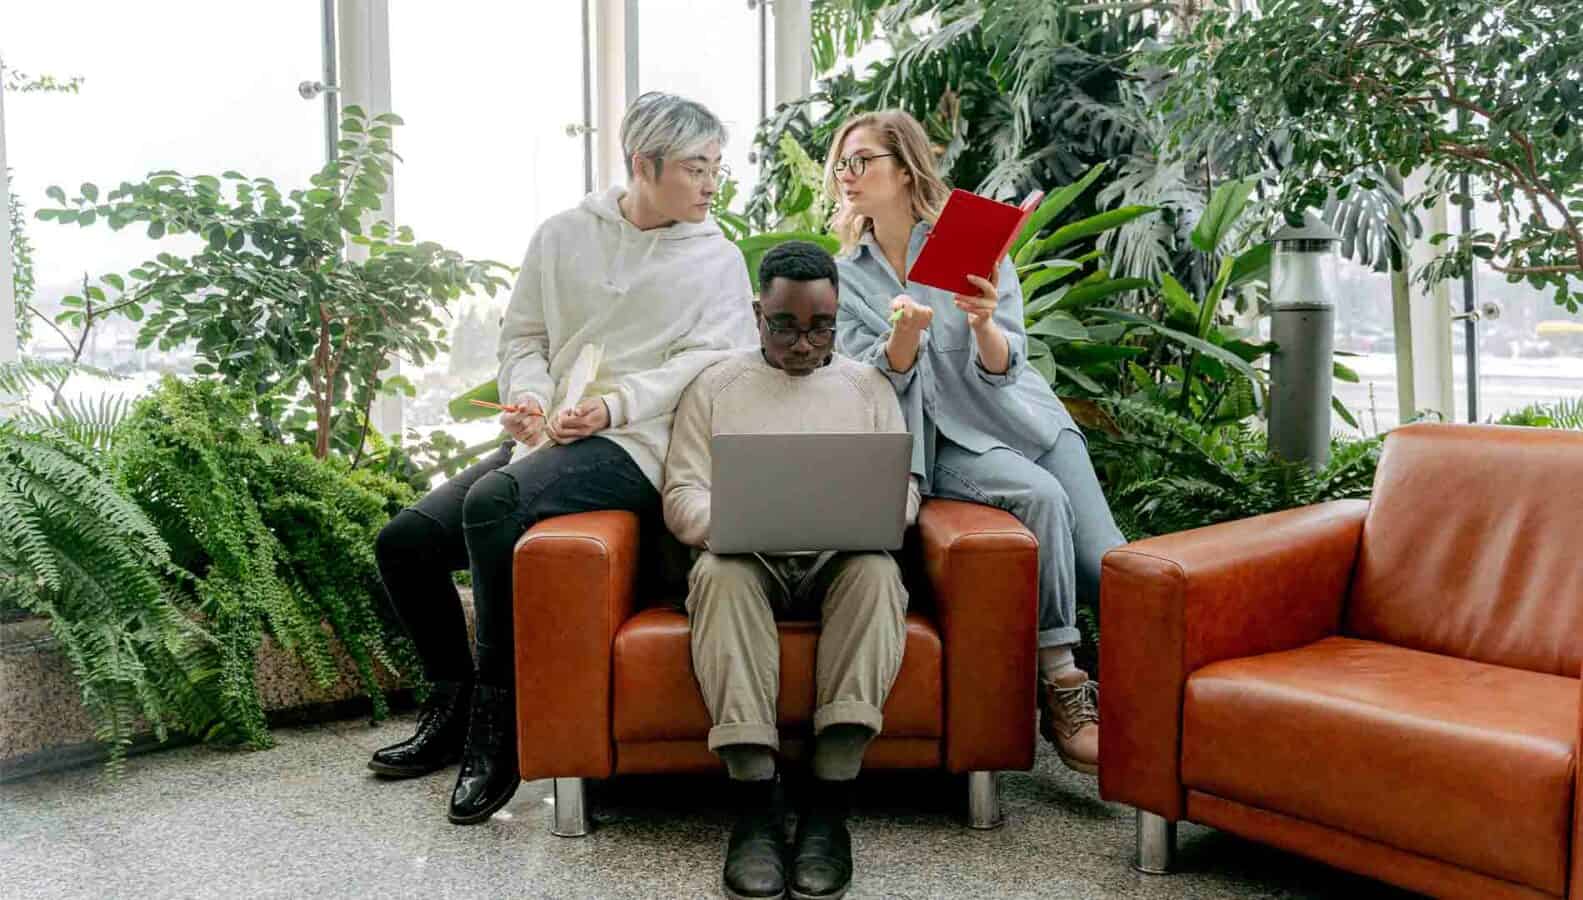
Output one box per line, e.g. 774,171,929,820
906,188,1044,297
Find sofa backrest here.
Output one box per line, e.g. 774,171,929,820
1346,423,1583,677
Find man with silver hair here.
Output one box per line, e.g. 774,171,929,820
367,92,757,825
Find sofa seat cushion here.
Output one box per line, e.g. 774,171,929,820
1182,636,1577,895
612,607,942,743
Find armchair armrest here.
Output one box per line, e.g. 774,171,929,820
513,510,641,781
1098,499,1367,820
919,499,1039,773
1573,675,1583,898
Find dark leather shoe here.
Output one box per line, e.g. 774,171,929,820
724,780,786,900
790,780,852,900
447,684,520,825
367,679,471,778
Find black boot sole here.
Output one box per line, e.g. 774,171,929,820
722,878,786,900
366,755,459,779
788,887,847,900
446,779,521,825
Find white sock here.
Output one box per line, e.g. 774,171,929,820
1039,644,1079,683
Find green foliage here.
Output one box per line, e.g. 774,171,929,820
0,359,133,453
112,377,420,745
35,106,514,460
1162,0,1583,310
0,419,234,771
1016,166,1283,431
750,1,1157,228
1496,397,1583,429
1090,398,1383,541
8,174,34,348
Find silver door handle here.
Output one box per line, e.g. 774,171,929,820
564,124,597,138
1451,301,1502,323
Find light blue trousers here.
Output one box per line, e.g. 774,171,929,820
931,431,1125,649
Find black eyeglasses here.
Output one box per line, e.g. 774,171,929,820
833,153,895,178
764,322,837,348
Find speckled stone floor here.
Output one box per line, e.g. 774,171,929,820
0,714,1418,899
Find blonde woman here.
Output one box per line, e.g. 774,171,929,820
829,110,1123,776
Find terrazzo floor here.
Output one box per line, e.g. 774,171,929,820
0,714,1419,899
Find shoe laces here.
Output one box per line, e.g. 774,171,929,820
1051,680,1100,736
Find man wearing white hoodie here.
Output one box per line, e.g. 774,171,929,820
368,92,757,825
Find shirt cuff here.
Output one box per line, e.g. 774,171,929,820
970,333,1020,387
878,329,926,392
510,390,550,414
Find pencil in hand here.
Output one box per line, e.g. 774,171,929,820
468,399,542,417
889,307,906,325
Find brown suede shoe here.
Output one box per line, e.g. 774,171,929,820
1039,672,1100,776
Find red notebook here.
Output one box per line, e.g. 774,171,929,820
906,188,1044,296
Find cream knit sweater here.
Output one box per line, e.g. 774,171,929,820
663,349,922,549
495,187,758,487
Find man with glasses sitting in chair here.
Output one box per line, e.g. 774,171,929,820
664,241,920,900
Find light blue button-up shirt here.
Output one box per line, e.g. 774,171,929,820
835,220,1080,491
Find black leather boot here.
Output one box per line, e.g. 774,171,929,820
446,684,520,825
367,679,471,778
724,778,786,900
790,779,853,900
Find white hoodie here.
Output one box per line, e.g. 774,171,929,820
496,186,758,488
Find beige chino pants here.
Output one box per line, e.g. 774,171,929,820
684,551,908,752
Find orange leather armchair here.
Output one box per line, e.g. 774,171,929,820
1099,423,1583,899
511,498,1040,835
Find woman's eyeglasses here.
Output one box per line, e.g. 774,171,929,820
833,153,895,178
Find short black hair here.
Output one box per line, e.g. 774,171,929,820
758,240,838,296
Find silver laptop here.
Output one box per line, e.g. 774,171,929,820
708,432,914,554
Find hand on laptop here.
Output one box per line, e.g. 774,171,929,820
548,397,611,444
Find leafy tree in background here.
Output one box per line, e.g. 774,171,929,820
36,106,513,461
1162,0,1583,310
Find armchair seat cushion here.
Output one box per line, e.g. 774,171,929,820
1183,636,1577,895
611,608,943,743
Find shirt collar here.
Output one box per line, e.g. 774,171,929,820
856,219,932,259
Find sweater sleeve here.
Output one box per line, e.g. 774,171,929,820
496,229,553,412
872,373,922,527
604,252,756,429
662,367,717,549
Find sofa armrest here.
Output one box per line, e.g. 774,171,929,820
1098,499,1367,821
513,510,640,781
919,499,1039,774
1572,674,1583,898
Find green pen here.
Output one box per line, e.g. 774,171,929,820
889,307,906,325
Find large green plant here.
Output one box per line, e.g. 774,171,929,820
1091,397,1383,541
1162,0,1583,310
113,377,419,746
751,1,1155,227
35,106,513,460
0,368,236,769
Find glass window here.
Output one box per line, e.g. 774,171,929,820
5,1,323,404
639,0,767,204
1455,190,1583,423
388,1,588,450
1331,266,1404,435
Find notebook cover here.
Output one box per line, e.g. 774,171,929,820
906,189,1043,296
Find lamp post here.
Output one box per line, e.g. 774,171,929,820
1269,214,1342,470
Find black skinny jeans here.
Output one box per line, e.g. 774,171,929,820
374,437,659,686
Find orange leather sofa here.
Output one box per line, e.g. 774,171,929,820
1099,423,1583,899
510,499,1040,835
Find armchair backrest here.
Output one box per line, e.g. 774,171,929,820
1345,423,1583,677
